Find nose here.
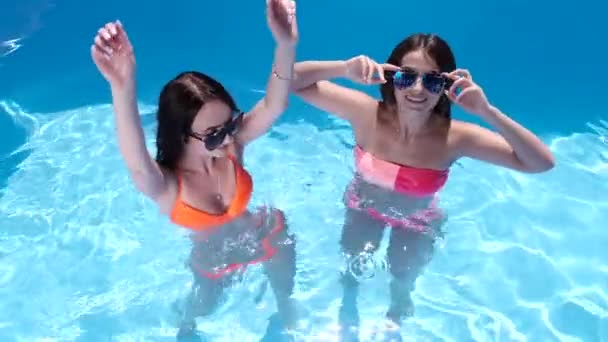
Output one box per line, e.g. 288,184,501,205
410,76,424,93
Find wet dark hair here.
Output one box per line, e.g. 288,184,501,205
155,71,238,170
380,33,456,119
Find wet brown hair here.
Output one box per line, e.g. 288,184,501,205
380,33,457,119
155,71,238,170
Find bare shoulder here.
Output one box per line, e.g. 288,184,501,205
447,119,494,144
446,119,495,159
448,119,479,136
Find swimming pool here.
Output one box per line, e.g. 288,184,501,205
1,0,607,341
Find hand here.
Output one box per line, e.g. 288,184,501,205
266,0,298,46
91,20,136,88
443,69,492,116
344,55,400,85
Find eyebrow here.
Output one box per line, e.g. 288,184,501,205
203,115,236,133
399,65,441,73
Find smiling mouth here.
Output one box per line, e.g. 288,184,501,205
405,95,427,104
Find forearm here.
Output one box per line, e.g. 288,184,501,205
291,60,347,90
481,105,555,172
263,43,296,114
110,81,155,173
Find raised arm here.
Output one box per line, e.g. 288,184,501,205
446,69,555,173
235,0,298,145
290,56,400,126
91,21,166,199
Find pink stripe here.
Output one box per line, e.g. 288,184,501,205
345,182,441,232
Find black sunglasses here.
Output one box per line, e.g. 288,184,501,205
189,111,244,150
387,67,454,94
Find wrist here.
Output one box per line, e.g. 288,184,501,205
478,103,498,118
110,78,136,95
271,64,293,81
338,60,349,78
275,41,297,50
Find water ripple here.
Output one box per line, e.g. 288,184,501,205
0,101,606,341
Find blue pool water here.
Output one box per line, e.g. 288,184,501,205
2,0,607,341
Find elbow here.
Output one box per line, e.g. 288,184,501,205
538,156,556,172
290,82,316,95
536,149,556,172
523,154,556,173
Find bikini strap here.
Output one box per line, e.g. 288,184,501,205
227,154,244,174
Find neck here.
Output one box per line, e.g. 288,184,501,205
180,153,217,174
396,109,432,140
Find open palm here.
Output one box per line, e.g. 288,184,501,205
91,21,136,87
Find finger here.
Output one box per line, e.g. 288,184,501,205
381,63,401,71
442,71,459,80
449,77,470,97
91,44,111,69
94,35,113,55
452,68,471,79
360,59,370,83
272,0,283,17
91,44,110,61
454,87,475,103
287,0,296,23
281,0,293,23
104,23,122,51
98,27,111,41
366,59,375,83
452,77,471,90
376,63,386,83
114,20,132,52
115,20,127,40
369,63,385,84
460,69,471,79
444,89,456,102
105,22,117,37
266,0,275,17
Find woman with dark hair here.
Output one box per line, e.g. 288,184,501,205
90,0,299,337
291,33,554,331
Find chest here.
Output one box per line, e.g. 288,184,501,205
157,159,239,217
182,167,237,215
358,119,452,170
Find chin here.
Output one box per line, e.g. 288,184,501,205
209,148,229,158
397,101,430,114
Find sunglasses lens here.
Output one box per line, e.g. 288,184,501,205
204,131,226,150
201,112,243,150
422,74,446,94
393,71,417,89
226,115,241,135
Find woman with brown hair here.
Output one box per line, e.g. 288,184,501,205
91,0,299,337
291,33,554,334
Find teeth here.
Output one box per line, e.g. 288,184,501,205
405,96,426,103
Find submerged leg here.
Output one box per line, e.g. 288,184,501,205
262,209,298,330
385,227,436,325
177,273,228,338
339,208,386,336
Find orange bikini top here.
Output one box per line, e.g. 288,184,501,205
169,155,253,231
